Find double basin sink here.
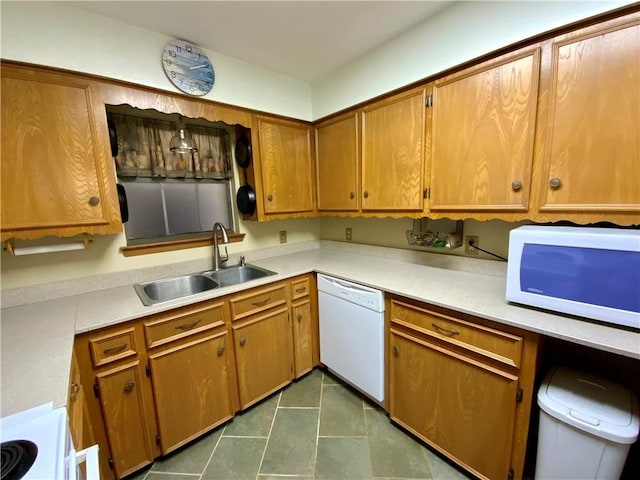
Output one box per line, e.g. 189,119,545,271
134,264,277,306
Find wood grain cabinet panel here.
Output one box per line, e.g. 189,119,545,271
233,307,294,409
387,296,540,480
0,63,121,241
292,298,314,378
95,361,155,479
429,46,541,212
536,16,640,214
390,329,518,480
315,112,359,211
148,331,233,454
361,87,426,211
257,116,314,214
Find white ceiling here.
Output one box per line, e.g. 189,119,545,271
64,1,454,83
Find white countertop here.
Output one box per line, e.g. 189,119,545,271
2,243,639,417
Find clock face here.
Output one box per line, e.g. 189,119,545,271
161,39,215,96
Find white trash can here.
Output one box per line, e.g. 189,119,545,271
535,367,639,479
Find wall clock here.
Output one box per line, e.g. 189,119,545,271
161,39,215,96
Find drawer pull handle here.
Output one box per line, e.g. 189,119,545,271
297,313,303,322
392,345,400,355
432,323,460,336
217,346,225,356
103,343,127,355
252,297,270,307
549,177,562,189
124,381,135,393
239,337,246,346
175,319,201,330
295,287,306,293
70,383,80,401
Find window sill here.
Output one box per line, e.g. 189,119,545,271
121,232,245,257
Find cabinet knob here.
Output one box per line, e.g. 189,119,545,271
267,194,273,201
217,346,225,356
297,313,302,322
89,196,100,206
124,381,135,393
363,190,369,199
392,345,400,355
349,192,355,199
239,337,246,346
511,180,522,191
549,177,562,189
70,382,80,401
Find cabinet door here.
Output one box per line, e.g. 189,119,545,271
538,17,640,213
389,330,518,480
233,307,293,409
148,332,233,454
95,362,154,479
315,112,359,211
68,352,96,451
257,117,314,214
361,87,426,211
0,65,121,240
292,299,313,378
429,47,540,212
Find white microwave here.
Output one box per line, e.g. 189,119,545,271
506,226,640,330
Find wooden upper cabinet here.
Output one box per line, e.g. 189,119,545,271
315,112,359,211
536,15,640,214
0,64,121,241
429,46,541,212
257,116,314,214
361,87,426,211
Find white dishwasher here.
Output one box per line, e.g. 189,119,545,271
317,274,385,403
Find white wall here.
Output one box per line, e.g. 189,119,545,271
0,1,312,120
311,0,635,118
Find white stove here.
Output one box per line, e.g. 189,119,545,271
0,403,98,480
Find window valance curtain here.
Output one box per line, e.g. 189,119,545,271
109,113,231,179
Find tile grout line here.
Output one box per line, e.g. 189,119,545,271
254,390,283,480
196,421,228,480
312,370,325,477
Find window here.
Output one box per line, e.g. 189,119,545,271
107,107,239,254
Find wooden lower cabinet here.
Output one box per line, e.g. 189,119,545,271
95,361,156,478
68,351,96,452
292,299,314,377
147,326,234,454
388,297,539,480
290,274,318,378
233,306,294,409
390,330,518,479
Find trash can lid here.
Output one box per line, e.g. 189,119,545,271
538,367,640,444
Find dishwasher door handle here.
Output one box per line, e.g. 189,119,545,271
322,277,373,294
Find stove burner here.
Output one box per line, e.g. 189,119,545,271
0,440,38,480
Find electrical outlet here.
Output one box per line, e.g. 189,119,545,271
346,227,352,241
465,235,479,255
279,230,287,244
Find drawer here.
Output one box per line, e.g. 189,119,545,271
144,302,225,349
390,300,523,368
89,328,137,368
230,283,287,321
291,277,311,300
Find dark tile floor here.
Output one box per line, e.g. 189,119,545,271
128,369,473,480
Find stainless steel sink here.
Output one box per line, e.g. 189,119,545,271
134,264,277,306
202,264,276,286
134,274,220,306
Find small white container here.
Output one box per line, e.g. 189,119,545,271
535,367,639,479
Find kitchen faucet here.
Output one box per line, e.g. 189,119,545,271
212,222,229,271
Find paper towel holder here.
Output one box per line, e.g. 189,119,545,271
4,234,93,256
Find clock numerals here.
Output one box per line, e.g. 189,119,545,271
162,39,214,96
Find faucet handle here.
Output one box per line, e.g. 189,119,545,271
221,246,229,264
240,255,246,266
